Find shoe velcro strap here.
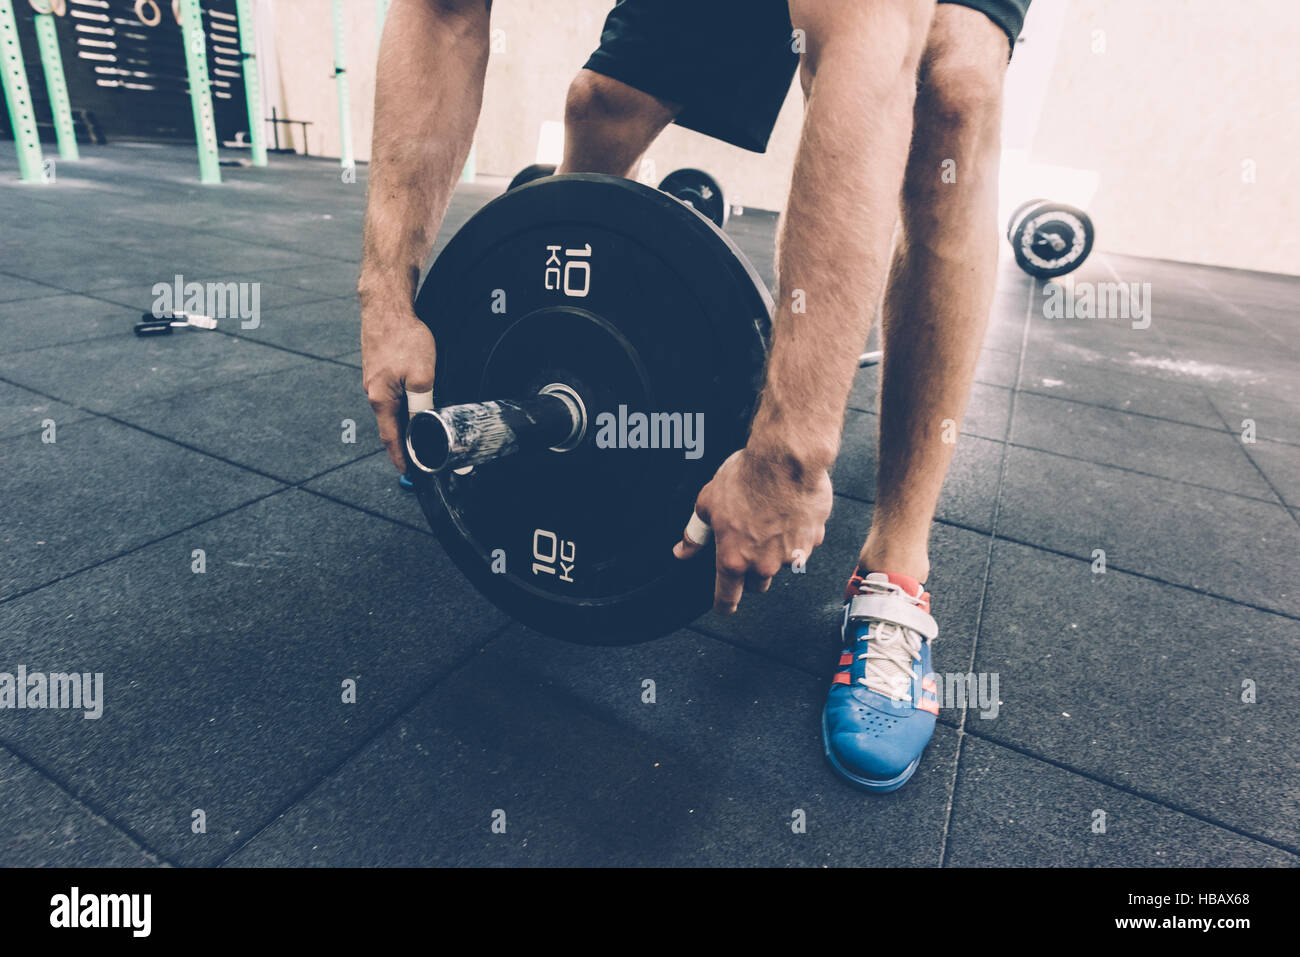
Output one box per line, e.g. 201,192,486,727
848,593,938,641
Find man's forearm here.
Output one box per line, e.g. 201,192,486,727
358,0,491,309
749,1,935,477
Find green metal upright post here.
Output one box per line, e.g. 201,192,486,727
234,0,265,166
33,12,77,161
0,0,46,182
331,0,353,169
177,0,221,183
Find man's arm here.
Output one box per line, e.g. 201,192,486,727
360,0,492,472
676,0,936,611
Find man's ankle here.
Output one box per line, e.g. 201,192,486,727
857,544,930,585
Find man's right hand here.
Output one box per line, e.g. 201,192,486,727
361,304,437,473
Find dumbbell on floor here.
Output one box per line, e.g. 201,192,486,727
1006,199,1095,279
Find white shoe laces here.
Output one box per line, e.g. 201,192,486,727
856,578,927,702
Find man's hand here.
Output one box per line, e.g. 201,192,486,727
674,447,833,613
361,303,436,473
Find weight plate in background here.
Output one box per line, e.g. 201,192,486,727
507,163,557,191
1006,197,1048,242
411,174,771,645
658,168,728,229
1010,201,1095,279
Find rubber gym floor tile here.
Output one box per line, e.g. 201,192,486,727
223,629,959,867
1011,392,1277,501
848,378,1011,444
0,417,283,601
212,295,362,360
0,274,66,304
834,409,1004,532
113,361,381,485
0,748,159,868
0,293,140,356
1024,314,1175,371
82,276,348,315
0,330,304,415
302,451,428,532
945,737,1296,866
1239,440,1300,509
996,445,1299,617
721,209,780,289
0,490,508,866
691,493,991,725
971,539,1300,848
333,350,362,368
0,380,94,442
1149,330,1300,408
971,347,1022,388
244,261,363,300
1017,353,1224,429
1207,392,1300,448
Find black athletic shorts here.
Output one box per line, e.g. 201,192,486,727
582,0,1032,153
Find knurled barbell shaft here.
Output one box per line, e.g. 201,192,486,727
406,386,585,475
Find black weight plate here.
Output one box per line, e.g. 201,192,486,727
507,163,557,192
411,174,771,645
1006,197,1048,242
1011,201,1095,279
658,168,728,229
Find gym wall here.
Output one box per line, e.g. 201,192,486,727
265,0,1296,276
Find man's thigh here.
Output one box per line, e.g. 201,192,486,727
936,0,1031,57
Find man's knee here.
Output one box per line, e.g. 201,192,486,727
917,57,1004,134
565,70,654,130
914,8,1008,139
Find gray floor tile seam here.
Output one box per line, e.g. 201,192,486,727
296,484,434,539
1013,387,1300,452
982,529,1300,624
0,737,174,867
0,273,69,302
0,272,332,331
211,619,517,869
851,373,1300,451
0,371,322,477
1179,266,1300,362
95,409,323,488
203,322,366,366
682,621,966,731
953,725,1300,861
0,484,292,609
824,483,1300,622
843,407,1290,499
940,273,1040,867
1097,256,1297,519
1001,440,1284,507
1203,388,1300,527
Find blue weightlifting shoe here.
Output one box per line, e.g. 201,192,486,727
822,570,940,793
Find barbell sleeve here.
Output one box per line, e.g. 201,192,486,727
406,383,586,475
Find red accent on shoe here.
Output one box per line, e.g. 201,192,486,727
843,568,867,603
917,698,939,715
844,566,932,613
838,653,853,667
832,672,851,685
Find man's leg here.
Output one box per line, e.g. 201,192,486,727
557,69,679,177
860,5,1011,583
